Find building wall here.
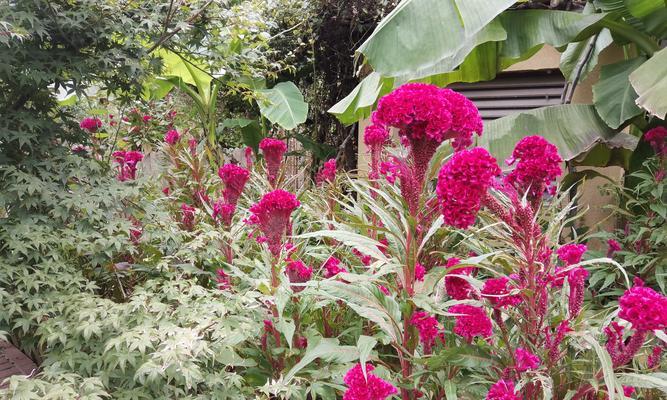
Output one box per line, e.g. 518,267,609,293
357,44,627,238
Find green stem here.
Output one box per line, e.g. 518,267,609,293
600,19,659,56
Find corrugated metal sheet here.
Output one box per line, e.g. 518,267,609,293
449,71,566,121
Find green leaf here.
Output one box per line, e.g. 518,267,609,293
497,10,608,66
624,0,665,18
356,335,377,378
444,381,457,400
328,72,393,126
581,333,622,400
560,29,614,82
257,81,308,130
481,104,624,163
357,0,516,77
221,118,263,150
156,48,212,89
629,46,667,119
593,58,645,129
617,372,667,394
426,345,496,369
284,338,358,383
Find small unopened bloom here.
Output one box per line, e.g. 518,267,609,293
213,201,235,226
244,147,254,170
515,347,540,372
364,124,390,178
644,126,667,156
80,117,102,133
607,239,622,258
285,260,312,293
450,304,492,342
181,203,196,230
259,138,287,186
647,346,663,368
342,363,397,400
486,379,520,400
323,256,347,278
437,147,501,229
164,128,181,145
216,269,231,290
247,189,300,256
411,311,439,353
415,263,426,282
567,267,589,319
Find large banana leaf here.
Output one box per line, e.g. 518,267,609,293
629,46,667,119
256,81,308,130
479,104,635,163
592,58,645,129
357,0,516,77
560,29,614,82
327,72,393,125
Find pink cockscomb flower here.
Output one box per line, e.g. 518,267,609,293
164,128,181,145
567,267,589,319
486,379,521,400
647,346,663,368
378,285,391,296
323,256,347,278
644,126,667,156
415,263,426,282
247,189,300,256
244,147,254,170
444,258,476,300
216,269,231,290
450,304,492,342
342,363,397,400
259,138,288,186
80,117,102,133
482,277,521,308
352,249,372,266
112,150,144,181
515,347,541,372
437,147,501,229
410,311,439,353
285,259,313,293
618,277,667,332
557,244,587,266
218,164,250,207
213,201,235,226
505,135,562,199
181,203,196,231
607,239,622,258
316,158,337,186
364,124,390,178
440,88,484,150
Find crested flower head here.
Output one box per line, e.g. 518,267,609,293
482,277,521,308
364,124,390,149
213,201,235,226
444,258,476,300
557,244,587,266
248,189,300,256
486,379,521,400
440,88,484,150
112,150,143,181
437,147,501,229
644,126,667,156
515,347,541,372
618,278,667,331
450,304,492,342
80,117,102,133
218,164,250,206
505,135,562,199
164,128,180,145
323,256,347,278
410,311,439,353
316,158,337,186
259,138,288,186
285,259,313,293
342,363,397,400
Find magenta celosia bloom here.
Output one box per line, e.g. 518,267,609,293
623,386,635,397
444,258,477,300
544,320,571,362
353,248,372,266
364,124,390,179
316,158,337,186
112,150,144,181
411,311,439,353
605,321,647,368
482,277,521,308
606,239,622,258
505,135,562,199
381,157,422,215
415,263,426,282
216,269,231,290
181,203,196,230
218,164,250,207
567,267,589,318
247,189,300,256
342,363,397,400
557,244,587,265
515,347,540,372
142,115,152,123
440,88,484,150
244,147,254,170
647,346,663,368
644,126,667,156
213,200,235,226
437,147,501,229
80,117,102,133
486,379,521,400
450,304,492,342
285,259,313,293
164,128,180,145
323,256,347,278
188,138,197,155
259,138,288,186
618,278,667,331
378,285,391,296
